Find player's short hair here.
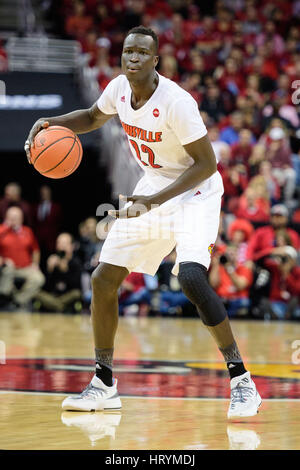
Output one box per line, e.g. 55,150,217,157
125,26,159,54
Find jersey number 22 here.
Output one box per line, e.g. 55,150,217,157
129,140,162,168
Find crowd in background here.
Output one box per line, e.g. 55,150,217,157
0,0,299,319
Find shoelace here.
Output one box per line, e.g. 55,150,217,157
80,383,105,399
231,384,254,404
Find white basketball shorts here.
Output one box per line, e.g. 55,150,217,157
99,171,224,276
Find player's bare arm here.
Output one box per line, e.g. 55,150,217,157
24,103,115,163
109,134,217,218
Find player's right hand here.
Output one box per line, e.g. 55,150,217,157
24,120,49,164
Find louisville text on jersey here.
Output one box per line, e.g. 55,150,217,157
121,120,162,143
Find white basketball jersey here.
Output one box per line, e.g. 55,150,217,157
97,73,214,193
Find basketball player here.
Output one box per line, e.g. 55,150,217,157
25,26,261,418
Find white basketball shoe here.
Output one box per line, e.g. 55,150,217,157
62,376,122,412
227,371,262,419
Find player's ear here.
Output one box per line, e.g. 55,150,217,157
154,55,159,68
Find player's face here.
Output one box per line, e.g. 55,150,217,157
122,34,158,82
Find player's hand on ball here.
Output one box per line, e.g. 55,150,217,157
24,120,49,164
108,195,159,219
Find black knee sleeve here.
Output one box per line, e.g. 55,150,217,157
178,262,227,326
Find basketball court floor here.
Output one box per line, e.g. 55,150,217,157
0,312,300,450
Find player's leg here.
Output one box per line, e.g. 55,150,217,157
178,261,247,375
174,182,261,418
178,262,261,418
91,262,129,383
62,262,128,411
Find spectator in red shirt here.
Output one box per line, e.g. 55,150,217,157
235,186,270,225
0,182,32,226
65,0,94,40
222,165,248,212
0,207,44,309
246,204,300,263
119,272,151,316
264,245,300,319
80,30,100,67
209,244,253,317
230,128,254,176
264,127,296,202
228,218,254,264
218,57,245,97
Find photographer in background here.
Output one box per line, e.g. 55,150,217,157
209,244,253,318
34,232,82,313
263,246,300,320
0,206,44,310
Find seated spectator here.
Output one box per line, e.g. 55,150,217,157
251,161,281,204
159,54,179,81
80,30,101,67
76,217,102,273
264,127,296,203
246,204,300,263
119,272,152,316
94,3,117,33
235,187,270,225
230,129,254,175
209,244,253,318
218,57,245,97
0,207,45,310
227,218,254,264
34,233,82,313
200,84,226,122
241,74,265,109
32,185,63,269
263,246,300,319
256,20,285,57
179,72,202,102
219,111,244,145
222,165,248,212
248,144,266,177
65,0,94,40
208,126,231,166
0,182,32,226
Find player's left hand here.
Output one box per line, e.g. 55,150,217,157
108,195,159,219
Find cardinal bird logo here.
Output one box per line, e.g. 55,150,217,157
208,243,215,254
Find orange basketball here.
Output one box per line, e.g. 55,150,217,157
31,125,83,179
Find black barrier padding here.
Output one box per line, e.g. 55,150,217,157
0,72,96,151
